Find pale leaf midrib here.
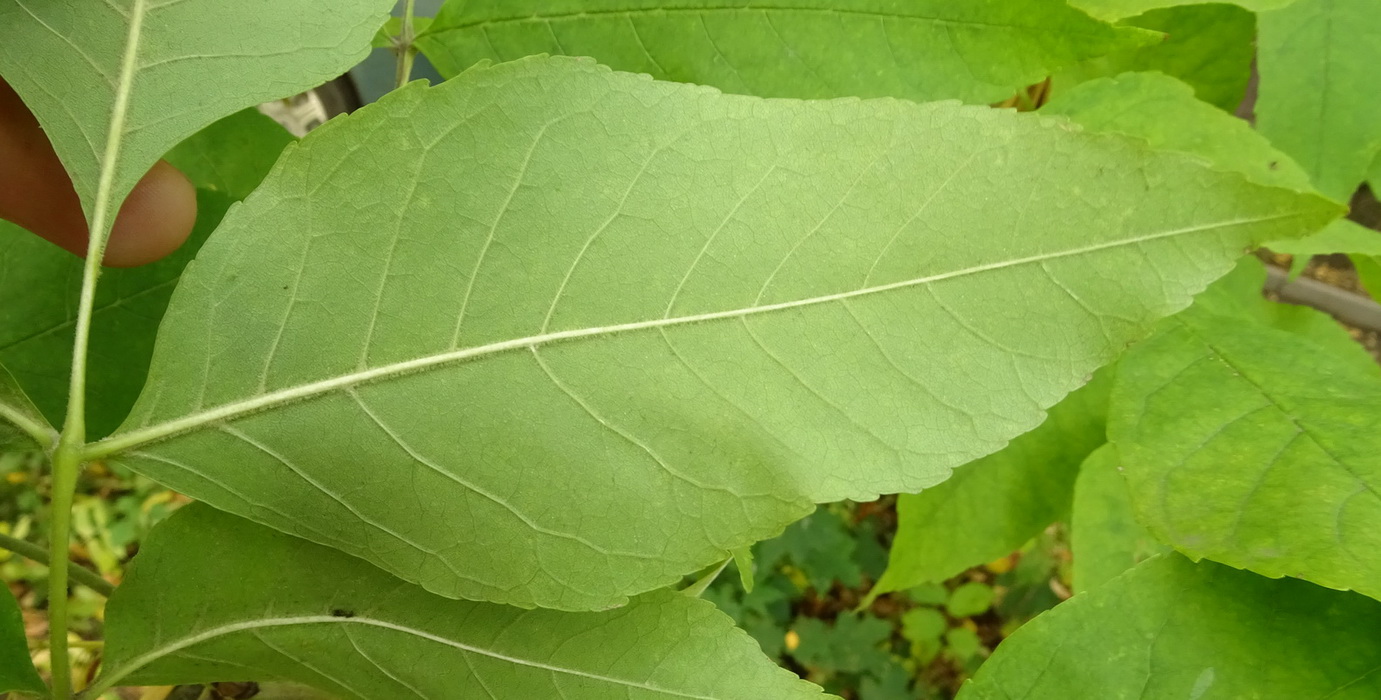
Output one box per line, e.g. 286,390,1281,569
100,614,721,699
64,0,149,441
88,212,1302,459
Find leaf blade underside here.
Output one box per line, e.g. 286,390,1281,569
869,370,1110,598
98,504,827,700
101,57,1339,610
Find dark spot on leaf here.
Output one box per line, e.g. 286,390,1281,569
1269,161,1279,170
331,608,355,618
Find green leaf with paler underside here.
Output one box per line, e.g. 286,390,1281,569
868,370,1110,600
92,56,1338,611
416,0,1156,103
961,555,1381,699
94,504,827,700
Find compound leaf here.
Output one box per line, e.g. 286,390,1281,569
1257,0,1381,200
0,0,388,244
416,0,1154,103
96,504,826,700
961,555,1381,699
868,370,1110,598
1111,299,1381,600
96,57,1337,611
0,583,43,696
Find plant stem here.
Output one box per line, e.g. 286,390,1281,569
0,532,114,597
394,0,417,89
47,442,83,699
49,2,146,697
52,206,108,700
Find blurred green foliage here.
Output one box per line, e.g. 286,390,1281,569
699,503,1072,699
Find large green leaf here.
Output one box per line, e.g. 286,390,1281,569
1051,5,1256,112
0,113,294,439
0,0,387,246
1070,0,1296,22
867,371,1110,598
1041,71,1339,268
92,57,1337,611
416,0,1154,103
1065,259,1350,592
1257,0,1381,201
0,362,51,451
95,504,826,700
960,555,1381,699
0,584,44,696
1043,71,1311,192
1111,299,1381,600
1069,443,1166,592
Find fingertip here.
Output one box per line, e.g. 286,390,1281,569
102,160,197,267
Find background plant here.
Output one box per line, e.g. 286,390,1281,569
0,0,1377,698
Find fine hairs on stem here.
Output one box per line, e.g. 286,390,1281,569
48,0,150,695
